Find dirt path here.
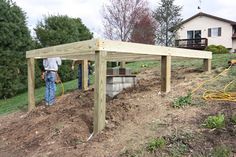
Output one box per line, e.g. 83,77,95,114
0,67,235,157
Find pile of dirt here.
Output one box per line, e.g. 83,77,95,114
0,67,235,157
0,72,162,157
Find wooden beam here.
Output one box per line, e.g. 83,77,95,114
27,39,212,61
82,59,88,90
203,59,211,72
26,39,97,58
120,61,126,68
106,53,161,61
62,54,95,61
98,39,212,59
161,56,171,93
27,58,35,111
94,51,107,133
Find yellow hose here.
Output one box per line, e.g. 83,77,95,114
191,65,236,102
56,73,64,96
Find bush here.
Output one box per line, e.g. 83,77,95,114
205,45,229,54
203,114,225,129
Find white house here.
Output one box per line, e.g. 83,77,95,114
175,12,236,52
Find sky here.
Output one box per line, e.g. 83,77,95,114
14,0,236,37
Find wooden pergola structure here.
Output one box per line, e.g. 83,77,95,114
26,38,212,134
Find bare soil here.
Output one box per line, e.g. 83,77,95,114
0,67,235,157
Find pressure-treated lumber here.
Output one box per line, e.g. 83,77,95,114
106,54,160,61
26,39,97,58
98,39,212,59
120,61,126,68
161,56,171,93
94,51,107,133
26,38,212,60
82,60,88,90
203,59,211,72
27,58,35,111
66,53,161,62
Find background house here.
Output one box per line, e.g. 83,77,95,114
175,12,236,52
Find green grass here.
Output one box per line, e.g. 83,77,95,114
125,61,159,73
1,53,236,115
126,53,236,71
0,79,78,115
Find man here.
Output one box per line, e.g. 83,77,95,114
71,60,91,89
43,57,61,106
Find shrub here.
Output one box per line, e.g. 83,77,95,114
203,114,225,129
172,93,192,108
146,137,166,152
205,45,229,54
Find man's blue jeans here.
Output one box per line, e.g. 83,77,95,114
45,71,56,105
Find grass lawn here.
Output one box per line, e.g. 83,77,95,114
0,53,236,115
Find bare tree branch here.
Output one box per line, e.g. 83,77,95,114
102,0,149,41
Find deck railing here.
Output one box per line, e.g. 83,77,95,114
175,38,208,50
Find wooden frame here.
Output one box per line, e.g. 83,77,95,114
26,38,212,133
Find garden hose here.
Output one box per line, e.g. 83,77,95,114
191,65,236,102
56,73,64,96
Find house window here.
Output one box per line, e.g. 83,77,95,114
208,27,221,37
187,30,201,39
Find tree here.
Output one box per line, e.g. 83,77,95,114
34,15,93,81
130,12,156,44
0,0,33,98
102,0,149,41
35,15,93,47
153,0,182,46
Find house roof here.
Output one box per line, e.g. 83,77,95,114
180,12,236,26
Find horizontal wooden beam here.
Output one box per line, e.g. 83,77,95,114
106,53,161,61
64,53,161,61
62,54,95,61
26,38,212,61
98,39,212,59
26,39,98,58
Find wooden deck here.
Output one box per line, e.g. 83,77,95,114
175,38,208,50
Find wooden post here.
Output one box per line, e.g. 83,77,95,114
120,61,126,68
81,59,88,90
27,58,35,111
161,56,171,93
94,51,107,133
203,59,211,72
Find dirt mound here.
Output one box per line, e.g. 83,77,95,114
0,76,160,157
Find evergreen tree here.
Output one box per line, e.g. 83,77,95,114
0,0,33,98
34,15,93,82
153,0,182,46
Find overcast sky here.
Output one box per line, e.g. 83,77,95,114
14,0,236,37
